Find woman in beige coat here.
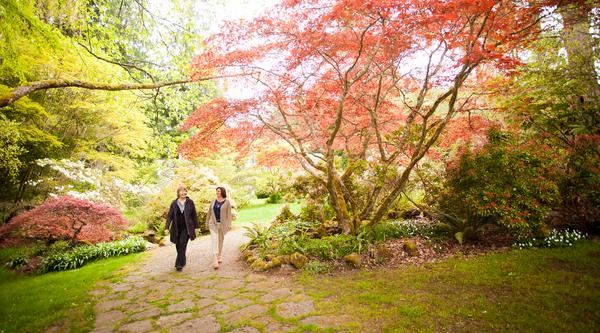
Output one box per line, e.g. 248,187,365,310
205,186,232,269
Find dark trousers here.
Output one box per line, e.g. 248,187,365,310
175,228,190,268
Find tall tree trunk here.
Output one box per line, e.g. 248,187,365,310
559,3,600,99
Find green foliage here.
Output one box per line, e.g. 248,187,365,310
433,129,560,239
360,220,434,243
304,260,332,274
266,192,283,204
272,204,297,225
301,234,368,260
242,223,272,257
41,236,146,272
5,253,28,269
128,221,147,235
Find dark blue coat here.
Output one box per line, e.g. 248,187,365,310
165,197,199,243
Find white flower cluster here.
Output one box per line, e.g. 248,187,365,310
513,229,586,249
34,158,159,207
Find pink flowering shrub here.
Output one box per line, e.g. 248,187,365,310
0,196,127,245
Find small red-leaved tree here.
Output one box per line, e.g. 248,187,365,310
183,0,551,233
0,196,127,245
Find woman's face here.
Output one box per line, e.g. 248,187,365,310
216,188,222,198
179,189,187,198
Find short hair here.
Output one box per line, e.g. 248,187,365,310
177,185,187,197
216,186,227,198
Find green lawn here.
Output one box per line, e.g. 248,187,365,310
234,198,303,226
0,252,143,333
299,240,600,332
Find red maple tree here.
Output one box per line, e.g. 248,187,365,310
0,196,128,245
183,0,551,233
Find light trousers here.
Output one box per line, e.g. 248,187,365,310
210,223,225,256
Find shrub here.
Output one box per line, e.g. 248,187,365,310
0,196,128,245
272,205,297,225
266,192,282,204
41,236,146,272
299,199,335,223
128,221,147,234
5,253,28,269
433,129,560,240
301,234,367,260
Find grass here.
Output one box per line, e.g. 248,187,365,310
235,198,303,227
0,252,143,333
299,240,600,332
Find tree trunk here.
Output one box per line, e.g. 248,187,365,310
559,3,600,99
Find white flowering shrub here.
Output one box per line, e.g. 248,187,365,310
513,229,586,249
34,158,158,209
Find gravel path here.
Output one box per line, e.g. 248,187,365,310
89,227,351,332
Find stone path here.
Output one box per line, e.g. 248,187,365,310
89,227,352,332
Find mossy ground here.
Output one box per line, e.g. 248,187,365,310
299,240,600,332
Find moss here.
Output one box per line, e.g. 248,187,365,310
343,253,362,268
289,252,309,269
403,239,418,257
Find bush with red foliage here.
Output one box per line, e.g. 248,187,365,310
0,196,127,245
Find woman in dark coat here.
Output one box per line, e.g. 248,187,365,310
165,185,199,271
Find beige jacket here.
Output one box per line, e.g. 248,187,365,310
206,199,232,233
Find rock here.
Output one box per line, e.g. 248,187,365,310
343,253,361,268
265,256,282,270
250,259,269,271
403,239,418,256
277,255,290,264
289,252,309,269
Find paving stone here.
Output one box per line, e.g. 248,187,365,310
215,279,245,290
211,303,231,313
126,288,148,300
227,327,260,333
221,304,268,323
259,288,293,303
244,281,276,292
167,299,195,312
300,315,350,328
103,291,126,300
276,300,314,318
96,299,128,312
144,290,170,302
94,310,125,330
226,297,253,308
112,283,133,292
170,285,189,294
195,288,218,298
215,289,237,299
129,307,161,321
196,298,217,309
156,313,193,327
245,274,266,283
167,315,220,333
119,319,153,332
264,322,296,333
